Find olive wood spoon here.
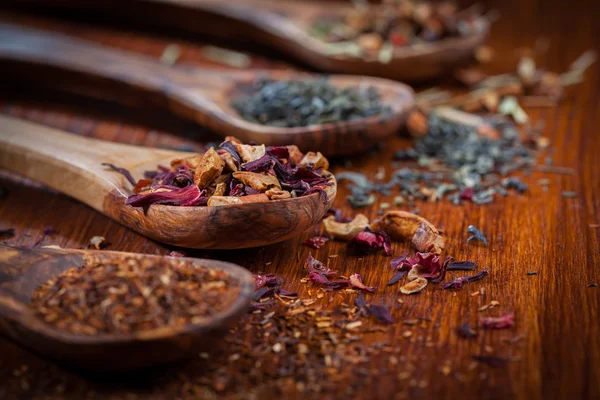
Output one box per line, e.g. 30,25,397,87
11,0,490,82
0,115,337,249
0,244,255,370
0,23,415,156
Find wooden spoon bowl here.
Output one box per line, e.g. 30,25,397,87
0,116,337,249
11,0,490,82
0,244,255,370
0,23,415,156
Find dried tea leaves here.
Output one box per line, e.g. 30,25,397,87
231,78,390,127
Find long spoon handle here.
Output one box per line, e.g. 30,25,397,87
0,24,238,114
0,115,184,212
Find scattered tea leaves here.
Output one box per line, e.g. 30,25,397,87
472,355,508,368
457,323,477,338
467,225,487,246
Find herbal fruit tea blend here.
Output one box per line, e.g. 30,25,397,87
104,137,333,209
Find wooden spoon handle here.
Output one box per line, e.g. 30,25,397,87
0,115,184,212
0,23,238,112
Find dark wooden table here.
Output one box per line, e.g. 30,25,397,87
0,0,599,399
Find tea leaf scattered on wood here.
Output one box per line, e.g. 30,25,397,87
472,355,508,368
467,225,487,246
457,323,477,338
447,261,477,270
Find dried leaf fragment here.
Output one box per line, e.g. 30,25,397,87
323,213,369,241
233,171,281,192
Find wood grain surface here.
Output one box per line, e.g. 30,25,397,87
0,0,599,399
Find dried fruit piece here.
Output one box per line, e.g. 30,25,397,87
323,214,369,241
286,145,304,166
213,182,227,197
232,171,281,192
193,148,226,189
299,151,329,171
265,188,292,200
370,210,423,240
400,277,428,294
412,221,445,254
372,211,444,254
236,144,266,163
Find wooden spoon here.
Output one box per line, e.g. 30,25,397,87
0,115,337,249
11,0,490,82
0,23,415,157
0,244,255,370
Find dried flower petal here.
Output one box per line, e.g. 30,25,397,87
304,236,329,249
386,270,408,286
347,229,392,256
367,304,395,324
349,273,377,292
441,269,489,290
169,251,187,257
400,277,428,294
102,163,137,186
126,185,208,208
253,273,278,290
307,272,350,290
480,313,515,329
323,214,370,241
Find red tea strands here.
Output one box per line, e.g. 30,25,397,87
30,257,241,335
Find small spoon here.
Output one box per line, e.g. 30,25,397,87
0,244,255,370
0,23,415,156
11,0,490,82
0,115,337,249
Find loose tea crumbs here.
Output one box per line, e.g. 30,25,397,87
30,257,241,335
231,78,390,127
